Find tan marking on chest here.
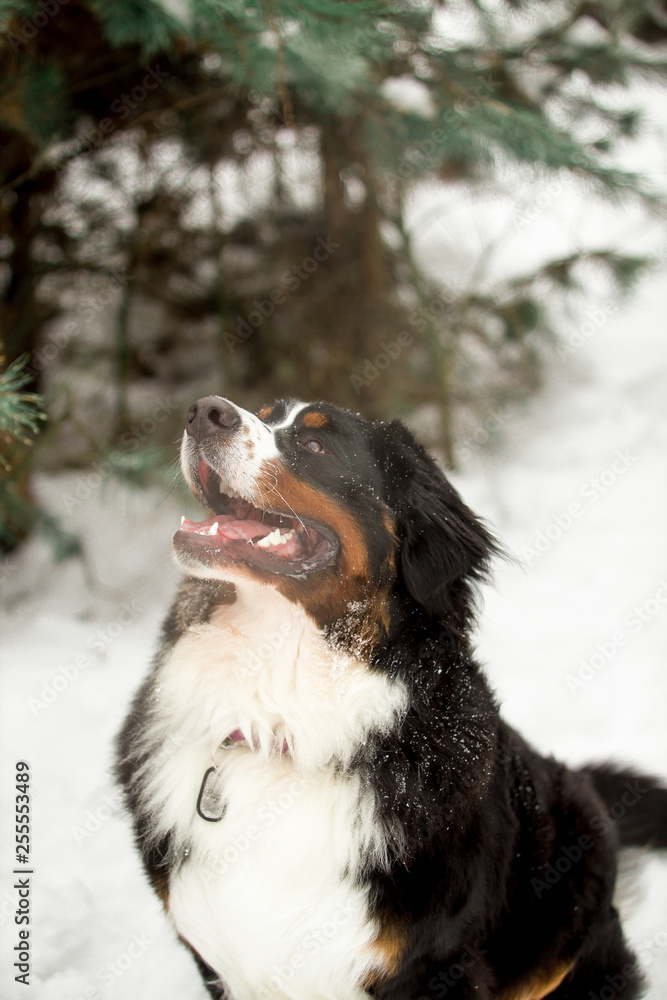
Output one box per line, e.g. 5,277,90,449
362,926,407,988
499,960,575,1000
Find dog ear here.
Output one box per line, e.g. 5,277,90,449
379,421,499,627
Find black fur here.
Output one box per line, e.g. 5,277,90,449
587,765,667,850
116,398,667,1000
374,418,500,630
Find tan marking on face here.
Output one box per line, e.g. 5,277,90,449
246,461,386,634
498,961,575,1000
177,450,395,642
258,405,273,420
259,462,369,580
303,411,329,428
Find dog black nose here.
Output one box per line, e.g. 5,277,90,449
185,396,241,442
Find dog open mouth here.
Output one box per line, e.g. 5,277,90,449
174,461,339,577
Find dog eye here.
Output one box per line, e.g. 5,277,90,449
302,439,325,454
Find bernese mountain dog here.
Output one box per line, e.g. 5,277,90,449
116,395,667,1000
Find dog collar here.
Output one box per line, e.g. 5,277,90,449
196,730,290,822
220,729,290,754
220,728,248,749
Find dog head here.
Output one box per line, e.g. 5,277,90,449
175,396,497,638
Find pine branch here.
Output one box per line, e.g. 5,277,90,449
0,354,46,466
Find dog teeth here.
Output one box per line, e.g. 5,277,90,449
255,528,292,549
180,516,185,526
207,522,219,536
219,480,241,500
256,529,280,548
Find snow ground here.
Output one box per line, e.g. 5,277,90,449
467,265,667,993
2,77,667,1000
1,262,666,999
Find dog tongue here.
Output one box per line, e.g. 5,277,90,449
180,515,273,542
178,516,308,561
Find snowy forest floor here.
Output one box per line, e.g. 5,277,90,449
3,71,667,995
1,258,667,999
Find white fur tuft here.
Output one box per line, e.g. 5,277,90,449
138,582,408,999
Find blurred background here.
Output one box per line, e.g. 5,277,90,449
1,1,666,998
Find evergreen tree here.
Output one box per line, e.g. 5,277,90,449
0,0,664,547
0,353,78,555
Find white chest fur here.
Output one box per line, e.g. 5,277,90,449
140,583,408,1000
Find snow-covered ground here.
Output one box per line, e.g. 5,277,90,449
469,265,667,991
2,71,667,999
1,260,666,998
